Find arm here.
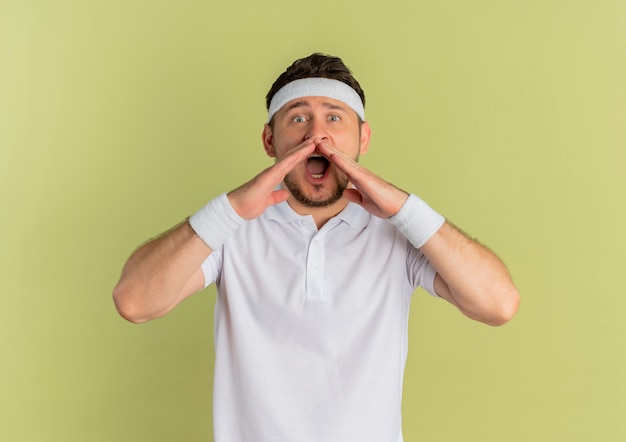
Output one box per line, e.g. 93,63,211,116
316,139,520,326
112,221,211,323
113,138,317,323
421,222,520,326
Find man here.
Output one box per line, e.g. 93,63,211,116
113,53,520,442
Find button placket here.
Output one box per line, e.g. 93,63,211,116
305,231,325,301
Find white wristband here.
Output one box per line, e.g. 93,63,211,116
189,193,244,250
389,194,445,248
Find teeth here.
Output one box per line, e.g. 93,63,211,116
307,154,328,179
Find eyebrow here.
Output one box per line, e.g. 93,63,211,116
284,100,348,113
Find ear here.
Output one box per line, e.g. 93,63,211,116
262,124,275,157
359,121,371,155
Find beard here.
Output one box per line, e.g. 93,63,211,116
283,172,350,208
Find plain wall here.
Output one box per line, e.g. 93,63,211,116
1,0,625,440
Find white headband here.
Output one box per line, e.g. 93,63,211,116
267,77,365,123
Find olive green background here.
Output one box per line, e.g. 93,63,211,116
1,0,625,440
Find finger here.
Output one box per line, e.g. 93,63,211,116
269,139,316,179
283,137,318,158
315,140,357,171
316,140,408,217
252,140,315,193
316,142,368,184
316,141,382,195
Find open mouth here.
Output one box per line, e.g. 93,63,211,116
306,154,330,179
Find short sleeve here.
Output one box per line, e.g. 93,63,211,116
406,244,439,298
200,247,223,288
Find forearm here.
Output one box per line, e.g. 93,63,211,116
113,220,211,323
312,140,520,324
112,141,316,323
387,193,519,325
421,222,520,326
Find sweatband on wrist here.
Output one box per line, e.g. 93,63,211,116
188,193,244,250
389,194,446,248
267,77,365,123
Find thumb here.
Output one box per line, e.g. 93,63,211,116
342,188,363,205
268,188,290,206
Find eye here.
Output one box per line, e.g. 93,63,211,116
293,115,307,123
329,115,341,122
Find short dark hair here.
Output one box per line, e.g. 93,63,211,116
265,53,366,111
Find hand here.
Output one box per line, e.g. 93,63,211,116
227,139,316,219
315,140,409,218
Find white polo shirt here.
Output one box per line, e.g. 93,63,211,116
201,200,438,442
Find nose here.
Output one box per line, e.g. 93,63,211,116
304,118,328,142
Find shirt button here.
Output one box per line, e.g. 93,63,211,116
312,264,319,272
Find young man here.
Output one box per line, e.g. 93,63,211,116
113,53,520,442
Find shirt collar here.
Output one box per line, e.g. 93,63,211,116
264,200,370,229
